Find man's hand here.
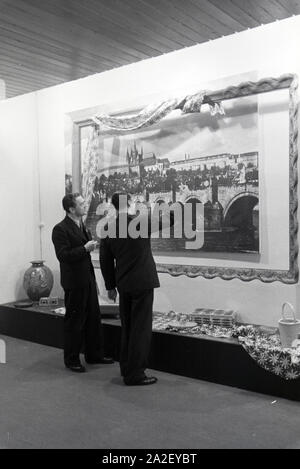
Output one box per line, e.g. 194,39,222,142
84,240,98,252
108,288,117,303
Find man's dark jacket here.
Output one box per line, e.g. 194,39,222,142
52,216,95,290
99,213,160,293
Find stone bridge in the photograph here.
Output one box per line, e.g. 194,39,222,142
147,182,259,218
90,182,259,239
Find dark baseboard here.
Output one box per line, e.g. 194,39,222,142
0,302,300,401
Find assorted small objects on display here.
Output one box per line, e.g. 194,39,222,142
39,297,59,307
51,307,66,315
152,311,198,331
152,308,237,337
152,308,300,380
191,308,237,328
278,302,300,348
13,300,34,309
17,297,300,379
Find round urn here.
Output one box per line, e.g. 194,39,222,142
23,261,54,301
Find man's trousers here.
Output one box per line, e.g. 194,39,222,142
63,277,104,366
118,288,154,384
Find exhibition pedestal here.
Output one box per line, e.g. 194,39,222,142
0,302,300,401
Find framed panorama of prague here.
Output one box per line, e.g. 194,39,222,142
65,73,298,284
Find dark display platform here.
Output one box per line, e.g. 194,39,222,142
0,301,119,349
0,302,300,401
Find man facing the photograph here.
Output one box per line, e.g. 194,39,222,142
52,193,113,372
99,192,173,386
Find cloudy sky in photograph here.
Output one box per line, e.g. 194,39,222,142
98,94,258,171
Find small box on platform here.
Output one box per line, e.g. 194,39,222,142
39,297,59,307
191,308,237,328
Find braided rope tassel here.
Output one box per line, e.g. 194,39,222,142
220,74,295,100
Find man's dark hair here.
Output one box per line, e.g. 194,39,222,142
111,192,131,211
62,193,81,213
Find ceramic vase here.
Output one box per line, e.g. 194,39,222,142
23,261,54,302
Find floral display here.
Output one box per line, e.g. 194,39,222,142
232,325,300,380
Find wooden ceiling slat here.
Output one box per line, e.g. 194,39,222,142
81,0,184,50
0,37,101,76
94,0,196,47
5,79,53,92
151,0,220,39
0,55,82,84
3,76,56,93
276,0,300,15
128,0,209,44
83,0,185,50
5,82,56,97
3,71,75,95
249,0,286,22
0,3,146,63
19,0,170,60
0,23,124,70
4,82,58,98
188,0,244,33
262,0,297,20
4,79,40,91
230,0,275,24
2,78,26,92
1,75,70,97
0,0,299,98
1,73,62,92
118,0,199,46
0,43,97,79
4,79,45,93
6,87,36,98
137,0,211,42
0,60,70,85
23,0,169,56
25,0,178,54
163,0,233,36
6,88,33,97
7,91,34,98
0,15,131,67
208,0,260,27
6,84,47,97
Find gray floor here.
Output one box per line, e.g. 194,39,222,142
0,336,300,449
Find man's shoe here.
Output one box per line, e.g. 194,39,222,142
85,357,114,365
124,376,158,386
65,363,86,373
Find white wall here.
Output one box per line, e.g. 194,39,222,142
0,93,40,303
1,16,300,325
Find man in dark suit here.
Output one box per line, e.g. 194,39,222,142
52,193,113,373
100,192,173,386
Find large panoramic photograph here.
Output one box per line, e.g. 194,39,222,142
65,71,260,256
75,94,259,255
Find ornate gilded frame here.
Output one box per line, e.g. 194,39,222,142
70,74,299,284
156,74,299,284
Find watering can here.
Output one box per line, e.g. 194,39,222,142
278,302,300,348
